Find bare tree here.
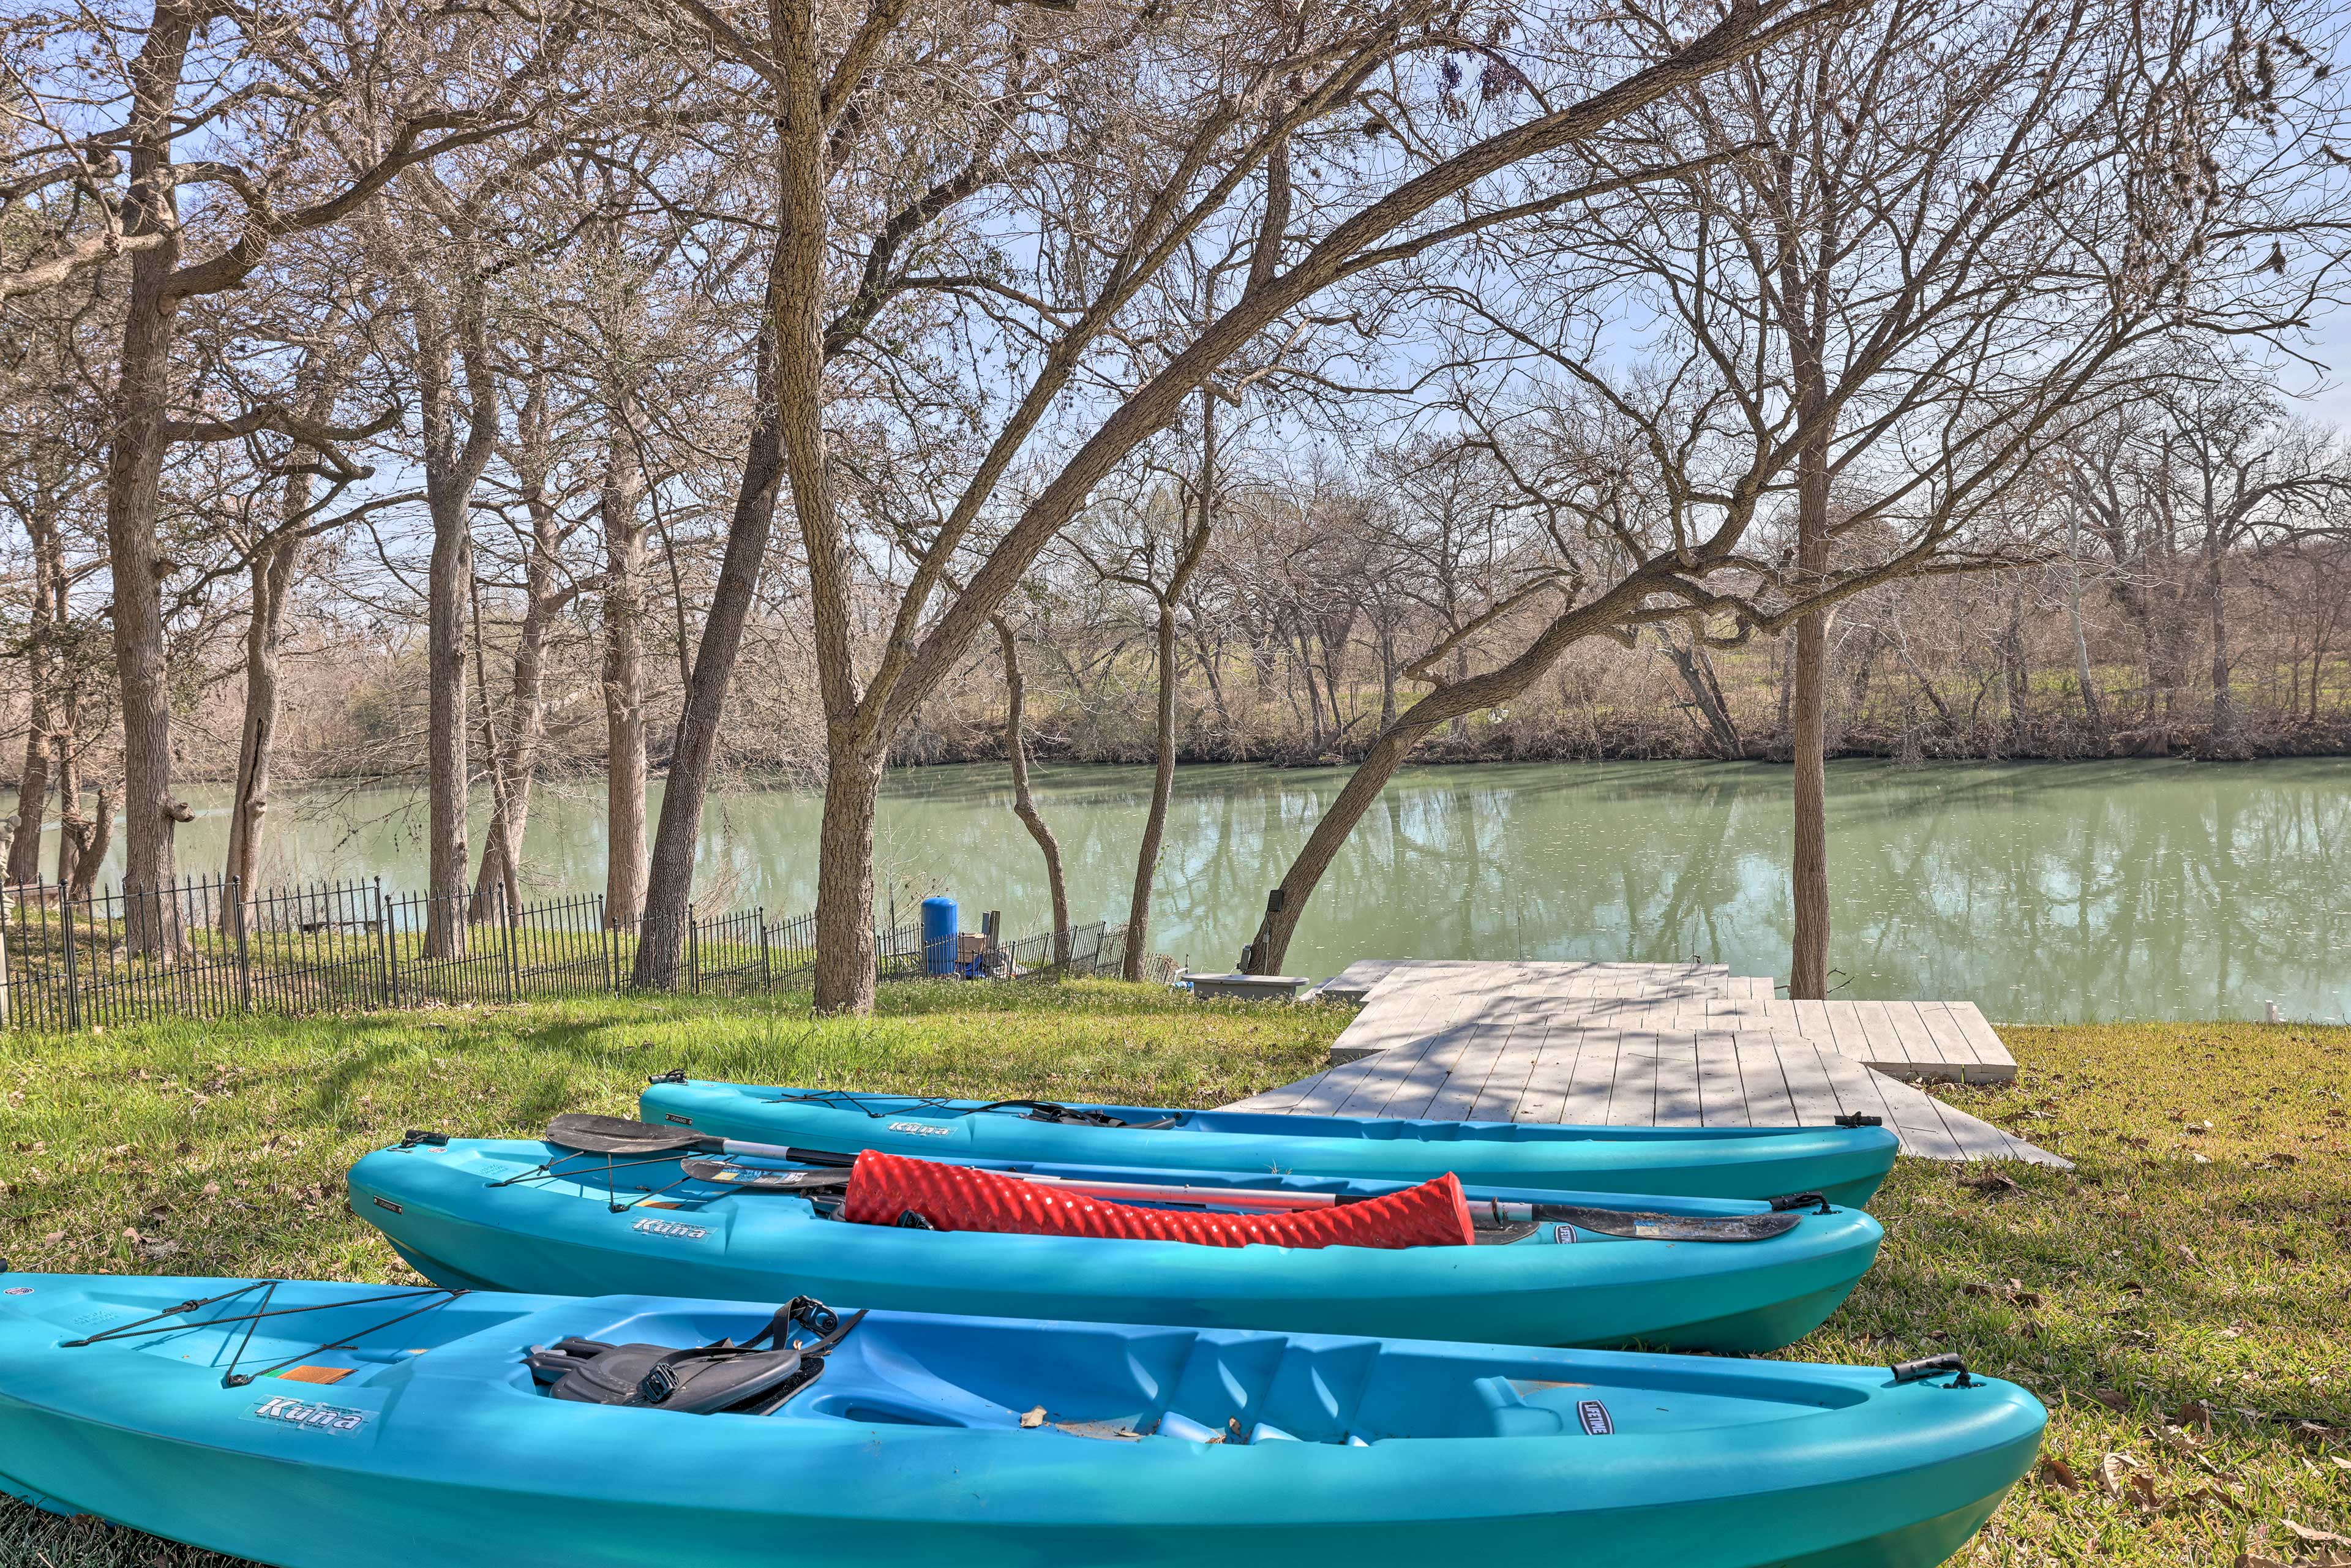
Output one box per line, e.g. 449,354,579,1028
992,612,1070,960
1,2,571,951
631,0,1869,1009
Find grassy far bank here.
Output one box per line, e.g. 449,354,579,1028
0,990,2345,1567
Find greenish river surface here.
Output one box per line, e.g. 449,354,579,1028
41,759,2351,1023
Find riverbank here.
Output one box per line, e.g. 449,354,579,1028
24,758,2350,1025
2,989,2347,1565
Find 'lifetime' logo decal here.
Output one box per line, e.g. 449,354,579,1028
632,1217,709,1240
887,1121,952,1136
252,1395,370,1435
1577,1400,1613,1436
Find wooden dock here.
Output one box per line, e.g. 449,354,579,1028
1225,960,2063,1167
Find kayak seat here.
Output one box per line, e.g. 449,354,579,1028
527,1297,861,1416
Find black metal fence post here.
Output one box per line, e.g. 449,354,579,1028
231,876,252,1011
375,879,396,1007
757,907,770,989
59,879,78,1031
503,892,522,1003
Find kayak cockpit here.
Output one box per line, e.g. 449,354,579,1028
527,1304,1865,1446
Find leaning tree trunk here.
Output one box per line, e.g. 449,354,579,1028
995,618,1070,963
601,424,650,929
222,530,303,929
631,361,782,989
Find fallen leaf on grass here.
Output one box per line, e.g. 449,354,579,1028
1962,1170,2022,1198
2285,1420,2345,1444
2038,1455,2081,1490
1961,1278,2046,1308
2284,1521,2351,1548
2092,1389,2134,1412
2099,1452,2146,1499
2155,1424,2203,1456
2175,1399,2216,1431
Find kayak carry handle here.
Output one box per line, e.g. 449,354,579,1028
1834,1112,1883,1128
1889,1353,1974,1387
1769,1191,1832,1214
649,1068,689,1085
398,1130,448,1149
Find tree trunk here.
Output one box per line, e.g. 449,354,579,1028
601,423,650,928
631,340,782,988
2207,541,2234,754
221,531,302,926
1126,596,1180,980
1376,620,1399,729
2002,590,2030,749
470,441,565,925
995,618,1068,962
52,732,81,890
103,6,202,956
422,480,472,955
1787,362,1832,1000
2065,504,2107,752
1661,628,1742,758
1246,719,1433,971
64,780,114,902
1124,390,1214,980
809,738,884,1010
409,289,501,956
7,531,57,886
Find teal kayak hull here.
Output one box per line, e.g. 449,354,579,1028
0,1274,2043,1568
640,1079,1903,1206
347,1138,1883,1352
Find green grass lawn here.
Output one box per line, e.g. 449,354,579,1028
2,991,2347,1566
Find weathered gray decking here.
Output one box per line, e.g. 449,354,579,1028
1226,960,2063,1167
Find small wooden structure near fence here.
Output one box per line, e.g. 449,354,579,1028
0,875,1137,1033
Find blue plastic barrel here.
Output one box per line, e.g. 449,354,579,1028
921,896,959,976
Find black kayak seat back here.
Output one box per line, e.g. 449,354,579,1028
527,1298,860,1416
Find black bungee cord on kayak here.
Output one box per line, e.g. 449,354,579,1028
59,1280,468,1387
724,1082,1177,1128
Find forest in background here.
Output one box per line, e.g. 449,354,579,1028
6,0,2348,1004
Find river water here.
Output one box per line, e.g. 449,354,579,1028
37,758,2351,1023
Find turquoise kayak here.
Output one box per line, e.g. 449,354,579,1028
0,1272,2043,1568
640,1078,1903,1206
346,1135,1883,1352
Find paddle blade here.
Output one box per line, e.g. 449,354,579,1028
546,1112,711,1155
1535,1206,1804,1243
681,1158,850,1191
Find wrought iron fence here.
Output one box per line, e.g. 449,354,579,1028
0,874,1149,1033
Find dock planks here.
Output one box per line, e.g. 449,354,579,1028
1225,959,2060,1166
